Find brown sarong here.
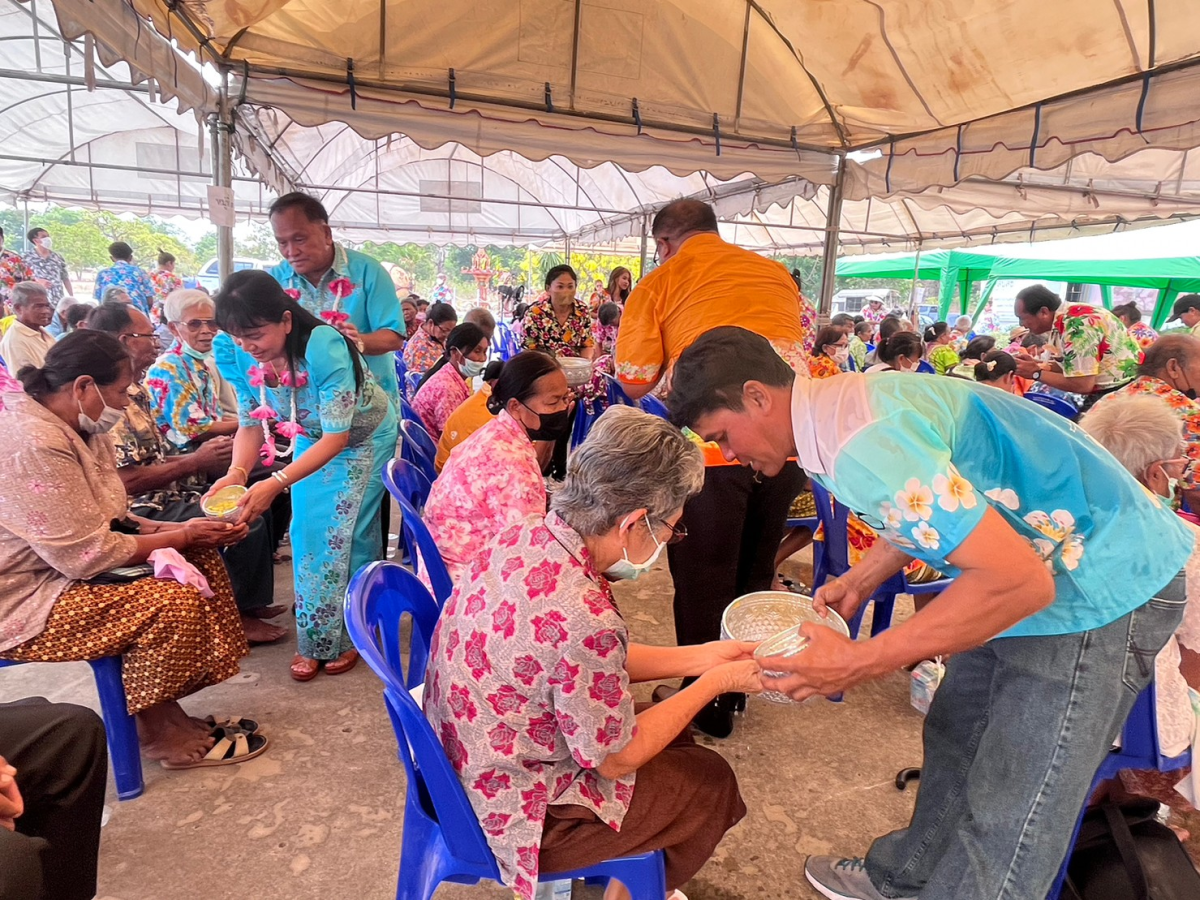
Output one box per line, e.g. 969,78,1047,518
539,726,746,891
0,548,247,714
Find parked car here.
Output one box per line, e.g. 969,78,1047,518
195,257,274,294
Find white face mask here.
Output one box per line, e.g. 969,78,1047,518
459,357,487,379
603,516,666,581
830,347,850,365
77,383,124,434
38,236,52,250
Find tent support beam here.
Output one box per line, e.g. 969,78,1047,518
639,214,649,277
569,0,583,110
211,72,234,282
733,1,752,132
818,160,845,317
0,67,156,94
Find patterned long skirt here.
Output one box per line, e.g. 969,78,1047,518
291,410,397,661
0,548,247,714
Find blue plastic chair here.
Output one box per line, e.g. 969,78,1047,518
400,420,439,480
1048,681,1191,898
344,561,668,900
406,372,422,398
397,394,425,429
1024,391,1079,419
915,359,936,375
809,482,955,638
384,457,434,511
399,431,438,486
381,467,453,607
395,355,410,401
493,323,520,361
639,393,669,420
0,656,144,800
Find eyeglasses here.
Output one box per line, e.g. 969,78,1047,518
181,318,217,331
120,331,159,341
656,519,688,545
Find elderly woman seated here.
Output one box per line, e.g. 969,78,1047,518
145,289,240,451
425,406,758,900
0,332,267,769
424,351,572,585
1082,395,1200,826
411,322,490,442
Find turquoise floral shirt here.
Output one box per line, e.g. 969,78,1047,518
268,244,405,404
216,327,388,446
792,373,1192,638
145,343,225,449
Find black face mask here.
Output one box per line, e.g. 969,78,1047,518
1180,370,1197,401
522,404,572,441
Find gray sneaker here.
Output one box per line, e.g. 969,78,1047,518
804,857,917,900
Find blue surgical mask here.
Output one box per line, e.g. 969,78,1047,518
459,358,487,379
182,343,212,361
603,516,666,581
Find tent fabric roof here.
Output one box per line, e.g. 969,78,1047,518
110,0,1200,197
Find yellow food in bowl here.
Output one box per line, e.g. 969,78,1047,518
202,485,247,519
205,498,239,515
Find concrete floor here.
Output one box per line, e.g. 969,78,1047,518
2,547,1197,899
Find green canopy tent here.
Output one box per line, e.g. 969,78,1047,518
836,246,1020,320
984,220,1200,328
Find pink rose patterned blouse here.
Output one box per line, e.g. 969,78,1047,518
424,410,546,585
425,511,637,899
411,363,470,442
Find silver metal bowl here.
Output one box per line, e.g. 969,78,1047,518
200,485,247,523
722,591,850,703
557,356,594,388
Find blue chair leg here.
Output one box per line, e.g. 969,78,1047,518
868,593,897,637
88,657,144,800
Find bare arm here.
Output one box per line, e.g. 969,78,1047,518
360,328,404,355
193,419,240,441
117,454,205,496
624,640,758,683
618,376,660,402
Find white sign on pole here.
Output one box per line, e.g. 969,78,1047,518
207,185,236,228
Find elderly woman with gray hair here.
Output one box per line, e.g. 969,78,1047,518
1083,395,1200,819
425,405,759,900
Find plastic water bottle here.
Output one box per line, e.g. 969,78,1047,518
533,878,573,900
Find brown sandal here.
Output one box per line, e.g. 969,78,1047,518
290,654,319,682
324,649,359,676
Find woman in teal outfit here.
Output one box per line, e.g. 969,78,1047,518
208,270,397,681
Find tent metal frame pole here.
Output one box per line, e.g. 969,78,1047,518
818,162,845,317
297,181,632,216
211,72,235,282
568,0,583,110
639,214,649,277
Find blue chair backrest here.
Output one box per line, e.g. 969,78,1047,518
1024,391,1079,419
384,457,433,512
395,355,409,400
493,323,519,361
344,562,502,878
401,419,439,467
406,371,423,398
916,359,936,375
810,481,854,579
398,394,424,428
400,432,438,485
384,470,454,606
640,394,669,420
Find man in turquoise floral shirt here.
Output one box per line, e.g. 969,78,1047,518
267,193,405,405
668,326,1191,900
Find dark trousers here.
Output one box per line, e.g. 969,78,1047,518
667,462,805,647
137,498,275,612
0,699,107,900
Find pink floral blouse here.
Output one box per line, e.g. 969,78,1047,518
425,511,637,899
411,363,470,442
424,411,546,585
402,326,445,376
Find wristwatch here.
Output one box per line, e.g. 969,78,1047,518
1033,366,1044,382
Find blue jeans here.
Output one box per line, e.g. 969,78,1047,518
865,573,1186,900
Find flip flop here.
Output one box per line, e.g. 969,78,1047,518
203,715,260,734
161,731,269,770
290,654,320,682
324,649,359,676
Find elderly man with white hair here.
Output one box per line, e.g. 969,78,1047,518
0,282,56,372
1082,394,1200,811
144,289,239,450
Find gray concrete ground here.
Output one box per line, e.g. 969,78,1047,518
1,547,1196,899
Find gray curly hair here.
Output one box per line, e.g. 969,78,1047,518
552,405,705,537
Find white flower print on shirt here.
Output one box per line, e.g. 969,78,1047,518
984,487,1020,511
913,521,941,550
895,479,934,521
932,468,978,513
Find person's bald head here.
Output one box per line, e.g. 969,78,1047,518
651,200,719,263
1141,334,1200,398
464,307,496,340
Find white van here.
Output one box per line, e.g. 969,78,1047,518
195,257,274,294
831,288,902,317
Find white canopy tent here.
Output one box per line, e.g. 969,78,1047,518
9,0,1200,297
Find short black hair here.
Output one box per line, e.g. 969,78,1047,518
1140,334,1197,377
85,300,135,334
64,303,92,329
651,199,719,239
426,301,458,326
830,313,854,329
962,335,997,360
598,302,622,327
108,241,134,261
487,350,561,414
1015,284,1061,316
975,350,1017,383
27,227,47,242
667,326,795,428
1112,301,1142,324
854,321,873,338
268,191,329,223
544,264,578,290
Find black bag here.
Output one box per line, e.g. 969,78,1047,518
1064,799,1200,899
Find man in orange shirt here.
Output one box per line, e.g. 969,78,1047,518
614,199,811,737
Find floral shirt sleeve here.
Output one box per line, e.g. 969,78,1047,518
0,250,33,306
424,512,636,900
424,411,547,582
1127,321,1158,351
150,269,184,304
522,300,594,357
808,354,843,379
1051,305,1141,388
928,344,961,376
402,327,444,375
411,364,470,442
145,347,221,449
1101,376,1200,491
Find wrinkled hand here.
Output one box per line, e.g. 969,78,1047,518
711,659,765,695
0,757,23,831
192,436,234,473
703,640,760,668
235,478,283,527
812,576,869,623
182,518,248,549
758,624,868,702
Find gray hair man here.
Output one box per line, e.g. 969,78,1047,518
463,306,497,341
0,282,55,372
101,285,132,305
1092,333,1200,512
